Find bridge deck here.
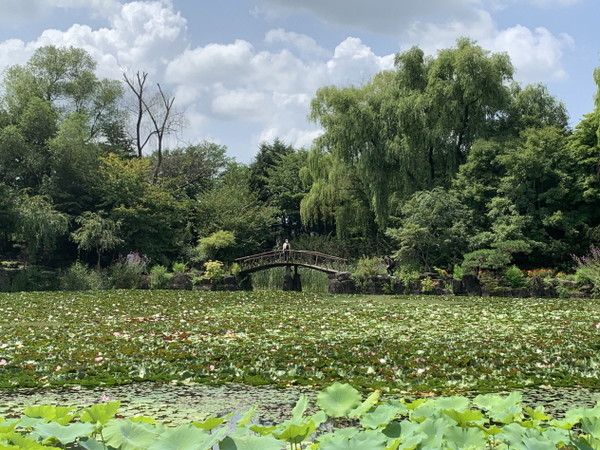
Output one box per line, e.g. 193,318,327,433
235,250,348,275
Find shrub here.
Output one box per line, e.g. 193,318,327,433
172,262,187,274
351,257,386,285
504,265,525,288
108,260,146,289
229,262,241,276
420,276,437,294
195,231,236,262
452,264,464,281
572,244,600,294
60,262,104,291
10,266,48,292
149,265,171,289
202,260,226,283
396,264,420,286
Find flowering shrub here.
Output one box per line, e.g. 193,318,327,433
524,268,554,278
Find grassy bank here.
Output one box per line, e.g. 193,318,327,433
1,290,599,393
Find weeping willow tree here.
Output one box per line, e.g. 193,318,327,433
301,38,514,237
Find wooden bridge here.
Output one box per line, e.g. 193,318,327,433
235,250,348,276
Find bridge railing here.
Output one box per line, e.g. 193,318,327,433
235,250,348,273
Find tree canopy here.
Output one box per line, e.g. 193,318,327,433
0,41,598,277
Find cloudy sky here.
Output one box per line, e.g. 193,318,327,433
0,0,597,162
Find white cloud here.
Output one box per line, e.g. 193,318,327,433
166,40,255,86
400,6,572,84
212,89,269,121
487,26,573,82
265,28,330,60
327,37,394,85
0,1,188,81
164,32,394,156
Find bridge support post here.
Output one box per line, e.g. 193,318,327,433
292,266,302,292
283,265,302,291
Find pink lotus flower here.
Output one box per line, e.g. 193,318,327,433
94,356,104,362
0,359,7,366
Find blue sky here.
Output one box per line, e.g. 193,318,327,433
0,0,597,163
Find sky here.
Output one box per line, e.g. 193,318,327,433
0,0,598,163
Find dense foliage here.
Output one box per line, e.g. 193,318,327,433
1,290,599,393
0,40,599,277
2,383,600,449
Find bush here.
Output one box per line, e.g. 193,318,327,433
60,262,104,291
420,276,437,293
172,262,187,274
202,260,226,283
108,260,146,289
149,264,171,289
351,257,386,285
504,265,525,288
572,244,600,294
229,262,241,276
452,264,464,281
396,264,420,287
10,266,49,292
195,231,236,262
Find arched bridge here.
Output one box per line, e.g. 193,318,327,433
235,250,348,276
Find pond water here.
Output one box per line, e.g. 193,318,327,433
1,383,599,425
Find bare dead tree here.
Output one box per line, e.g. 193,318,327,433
122,71,184,179
123,71,149,157
142,83,176,180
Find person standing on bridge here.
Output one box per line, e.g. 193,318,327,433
282,239,290,261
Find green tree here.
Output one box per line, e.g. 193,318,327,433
72,212,123,268
154,141,230,197
303,38,514,237
2,45,127,147
386,188,471,270
194,230,236,263
44,113,103,215
14,193,69,263
98,153,188,263
249,138,294,203
194,163,277,259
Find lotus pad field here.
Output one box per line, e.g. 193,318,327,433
1,290,600,394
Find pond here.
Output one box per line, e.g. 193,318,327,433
1,382,599,425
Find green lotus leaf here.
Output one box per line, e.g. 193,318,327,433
193,416,225,431
317,383,361,418
442,408,485,427
80,401,121,425
473,392,523,424
360,403,400,429
581,416,600,439
318,430,387,450
32,421,95,445
23,405,75,425
78,437,108,450
291,394,308,420
348,390,380,418
219,434,285,450
272,421,315,444
433,396,470,413
148,424,210,450
102,418,158,450
443,426,487,450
